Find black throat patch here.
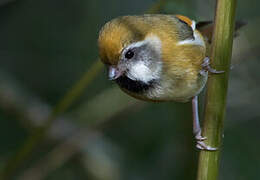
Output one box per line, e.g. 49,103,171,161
115,75,155,93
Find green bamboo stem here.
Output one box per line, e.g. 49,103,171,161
196,0,237,180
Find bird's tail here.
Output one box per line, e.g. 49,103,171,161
196,20,247,43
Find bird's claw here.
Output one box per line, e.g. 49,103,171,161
195,132,207,141
200,57,225,75
195,131,217,151
196,141,217,151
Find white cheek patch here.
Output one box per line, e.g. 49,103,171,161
127,62,154,83
123,35,162,84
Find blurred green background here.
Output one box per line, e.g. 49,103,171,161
0,0,259,179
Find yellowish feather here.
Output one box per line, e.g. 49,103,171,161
98,14,208,102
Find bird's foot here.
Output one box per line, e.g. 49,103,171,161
195,131,217,151
200,57,225,75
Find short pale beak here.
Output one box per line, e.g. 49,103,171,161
108,66,123,80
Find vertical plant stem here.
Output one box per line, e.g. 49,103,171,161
196,0,237,180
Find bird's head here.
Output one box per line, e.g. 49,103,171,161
98,16,164,99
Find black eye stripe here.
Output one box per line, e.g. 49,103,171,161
125,50,134,59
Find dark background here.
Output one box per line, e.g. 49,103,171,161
0,0,259,179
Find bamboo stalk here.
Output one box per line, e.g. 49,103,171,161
196,0,237,180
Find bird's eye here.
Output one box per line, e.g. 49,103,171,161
125,50,134,59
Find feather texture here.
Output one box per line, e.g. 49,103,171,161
98,14,208,102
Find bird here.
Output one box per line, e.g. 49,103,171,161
98,14,243,150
